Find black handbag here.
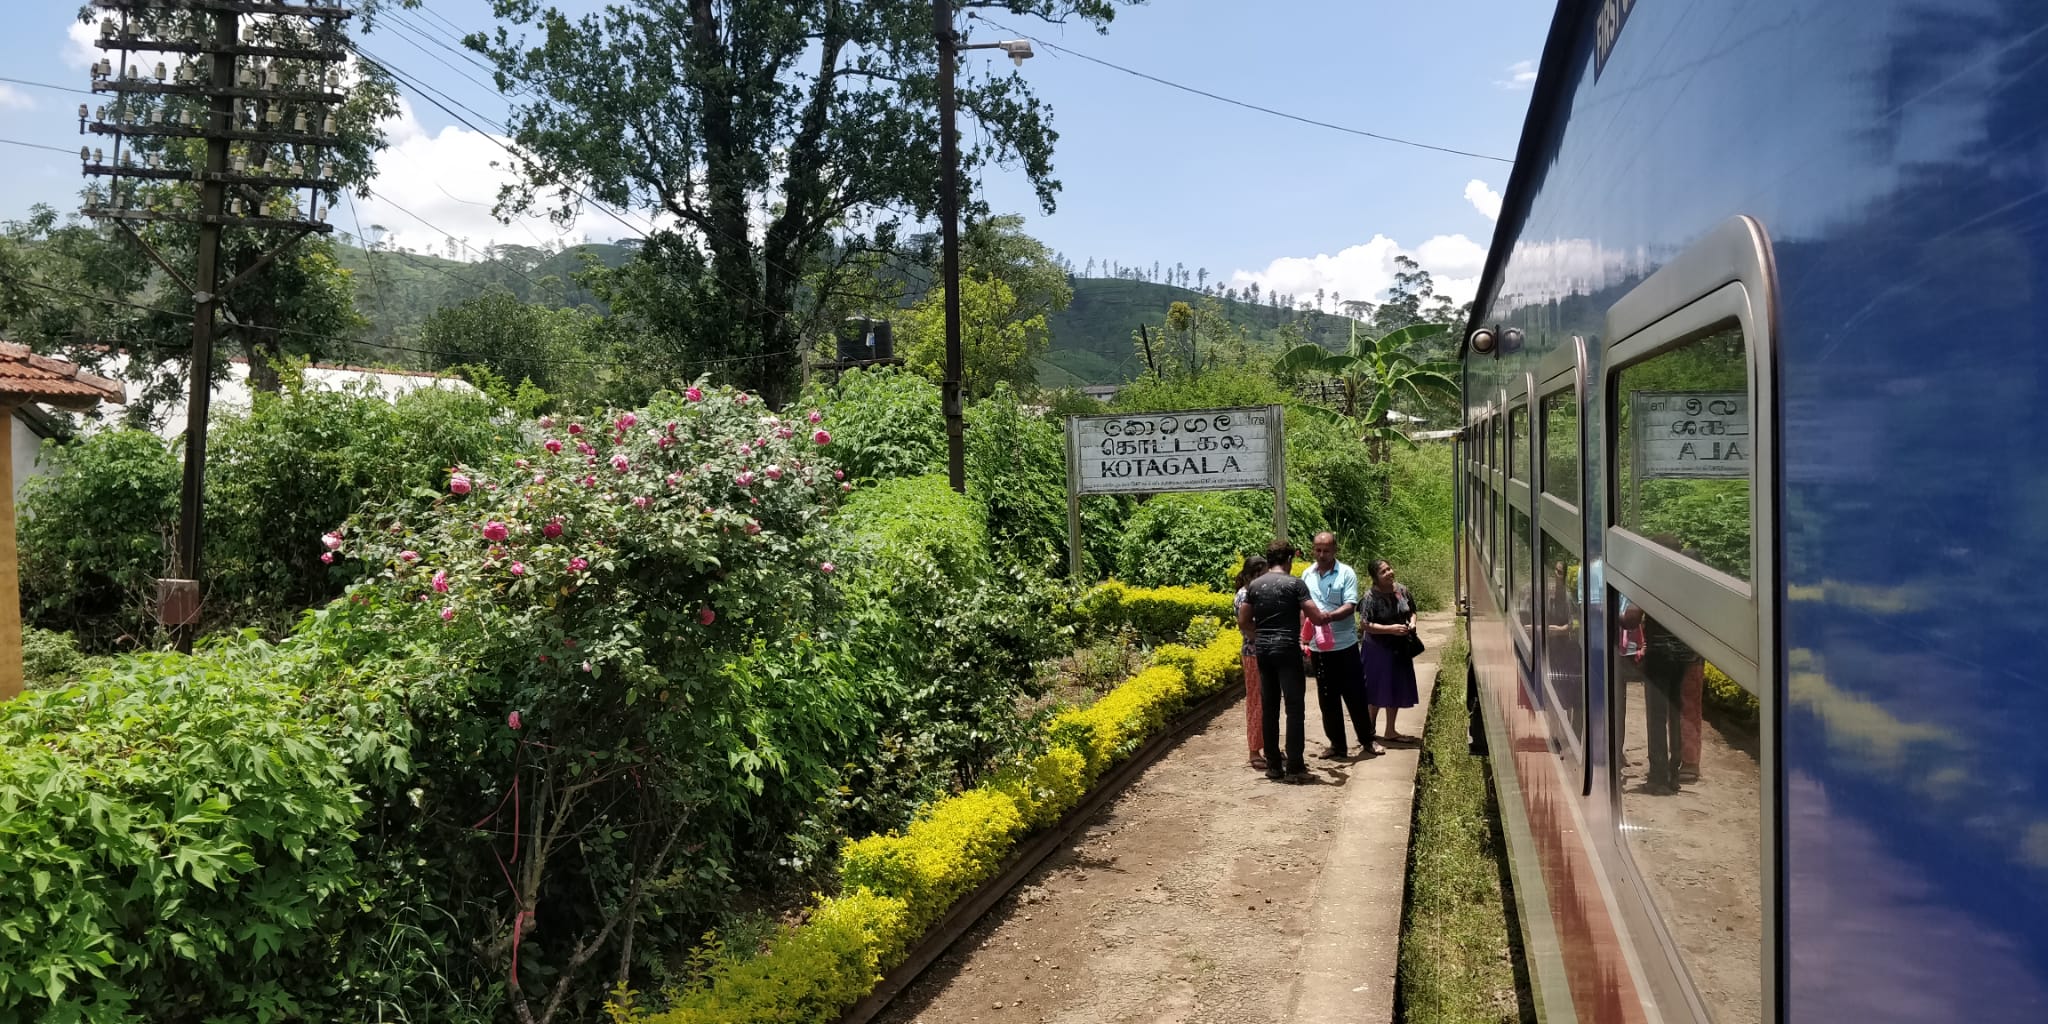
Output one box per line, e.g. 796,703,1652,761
1399,629,1425,659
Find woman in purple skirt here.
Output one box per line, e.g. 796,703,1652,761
1359,558,1421,743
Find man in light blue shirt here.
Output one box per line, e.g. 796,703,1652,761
1301,532,1379,759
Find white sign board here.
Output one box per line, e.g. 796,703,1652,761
1632,391,1750,479
1069,406,1279,495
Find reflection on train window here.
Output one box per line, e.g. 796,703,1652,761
1612,322,1751,581
1543,389,1579,505
1510,507,1532,648
1509,404,1529,481
1541,532,1583,737
1612,589,1761,1024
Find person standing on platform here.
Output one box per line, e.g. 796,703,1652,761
1233,555,1270,771
1238,541,1343,782
1301,532,1380,760
1361,558,1422,743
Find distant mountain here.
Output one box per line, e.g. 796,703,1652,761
1042,278,1356,384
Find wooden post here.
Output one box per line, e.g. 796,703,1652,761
1268,403,1287,543
1065,415,1085,579
0,408,22,701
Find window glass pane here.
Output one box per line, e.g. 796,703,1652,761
1541,532,1583,738
1612,322,1752,581
1612,588,1762,1023
1509,404,1529,480
1510,507,1532,648
1543,389,1580,505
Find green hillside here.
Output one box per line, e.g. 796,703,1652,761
1046,278,1355,383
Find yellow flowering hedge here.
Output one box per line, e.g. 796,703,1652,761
1074,581,1236,642
1703,662,1761,725
629,628,1245,1024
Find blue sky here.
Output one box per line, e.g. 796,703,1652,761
0,0,1550,307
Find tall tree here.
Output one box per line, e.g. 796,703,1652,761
458,0,1122,407
1275,319,1458,495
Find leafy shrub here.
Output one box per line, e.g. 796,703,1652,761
0,638,403,1023
1074,581,1235,644
17,429,179,649
316,387,865,1022
837,789,1028,932
1115,493,1269,591
1368,443,1455,609
1704,662,1760,725
1286,412,1383,545
805,367,944,484
21,627,86,689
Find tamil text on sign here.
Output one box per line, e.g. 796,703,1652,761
1633,391,1749,479
1070,407,1277,495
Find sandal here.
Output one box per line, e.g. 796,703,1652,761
1368,741,1386,757
1250,755,1269,770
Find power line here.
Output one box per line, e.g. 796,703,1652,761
0,75,93,96
971,14,1514,164
0,137,76,156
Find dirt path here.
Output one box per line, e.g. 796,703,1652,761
877,613,1457,1024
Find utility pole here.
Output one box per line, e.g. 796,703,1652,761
932,6,1033,493
82,0,351,651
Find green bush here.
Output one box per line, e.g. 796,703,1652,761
17,429,179,649
1369,443,1455,609
805,367,945,484
1286,412,1384,546
21,628,85,689
1073,581,1236,644
1115,492,1269,591
0,638,404,1023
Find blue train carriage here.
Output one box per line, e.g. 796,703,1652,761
1457,1,2048,1022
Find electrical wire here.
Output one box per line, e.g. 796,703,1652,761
970,14,1514,164
0,137,76,156
0,75,93,96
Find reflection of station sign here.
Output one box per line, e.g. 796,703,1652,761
1070,407,1278,495
1633,391,1749,479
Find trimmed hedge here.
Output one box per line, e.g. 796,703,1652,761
625,628,1246,1024
1073,581,1235,644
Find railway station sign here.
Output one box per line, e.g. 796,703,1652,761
1064,405,1287,576
1632,391,1749,479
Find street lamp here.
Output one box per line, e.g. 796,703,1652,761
934,0,1033,491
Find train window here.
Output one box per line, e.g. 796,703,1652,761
1611,322,1751,583
1540,532,1584,740
1542,389,1579,505
1510,506,1532,649
1508,403,1529,481
1610,588,1762,1024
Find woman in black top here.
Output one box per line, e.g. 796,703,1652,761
1360,558,1421,742
1237,541,1342,781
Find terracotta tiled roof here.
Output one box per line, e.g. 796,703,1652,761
0,343,126,410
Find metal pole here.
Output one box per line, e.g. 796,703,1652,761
1065,416,1084,579
1268,404,1287,543
171,8,235,653
935,0,965,492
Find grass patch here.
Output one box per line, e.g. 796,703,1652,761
1397,621,1528,1024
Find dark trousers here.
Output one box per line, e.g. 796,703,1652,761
1312,644,1375,754
1255,650,1308,773
1643,658,1686,787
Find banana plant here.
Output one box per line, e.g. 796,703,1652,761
1275,319,1460,478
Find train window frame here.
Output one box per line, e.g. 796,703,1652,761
1491,390,1508,596
1506,377,1533,666
1596,216,1780,1024
1535,340,1589,773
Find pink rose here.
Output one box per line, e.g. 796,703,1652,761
765,465,784,481
632,496,651,509
568,423,584,435
543,519,563,539
440,606,455,621
582,475,597,488
432,570,450,593
568,556,589,573
735,470,757,487
544,438,563,454
510,562,527,576
538,415,555,429
699,607,716,625
840,482,854,492
578,441,596,457
833,469,845,480
582,660,593,673
321,531,343,551
685,387,704,402
320,551,335,564
808,409,823,424
738,442,752,456
744,519,761,535
611,453,630,473
515,459,530,470
617,413,637,429
812,429,831,445
484,521,509,542
666,473,682,487
508,710,522,730
450,473,472,495
532,473,546,485
820,561,835,574
665,422,677,433
400,550,419,563
776,427,794,439
735,393,750,405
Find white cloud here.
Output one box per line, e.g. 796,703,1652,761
1464,179,1502,222
0,84,30,111
351,98,657,258
1227,232,1489,310
1495,59,1538,90
66,21,98,69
